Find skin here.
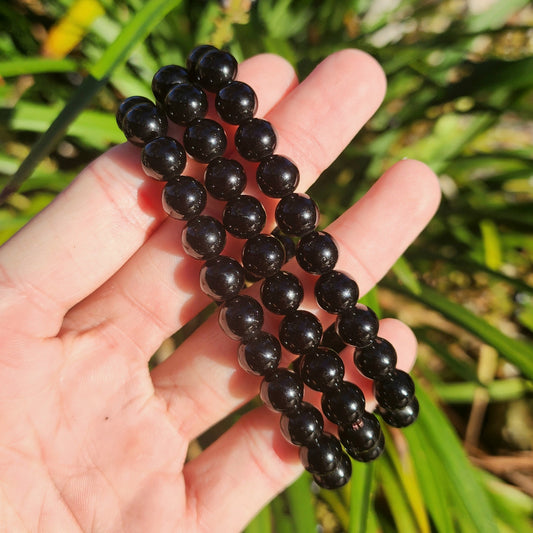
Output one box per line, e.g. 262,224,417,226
0,50,441,532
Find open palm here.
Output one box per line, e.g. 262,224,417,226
0,50,440,532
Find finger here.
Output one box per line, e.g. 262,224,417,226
0,53,297,338
152,159,441,439
62,50,387,360
183,408,301,533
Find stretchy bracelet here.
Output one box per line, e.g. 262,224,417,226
116,44,419,490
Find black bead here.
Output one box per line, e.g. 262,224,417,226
116,95,152,130
354,337,397,380
296,231,338,275
260,369,303,413
347,429,384,462
279,310,323,355
374,369,415,410
141,136,186,181
280,402,324,446
222,195,266,239
186,44,218,77
238,331,281,376
162,176,207,220
312,452,352,489
242,234,285,279
218,295,264,341
272,228,296,263
215,80,257,124
196,49,238,92
235,118,276,161
275,193,319,237
299,347,345,392
199,255,245,302
183,118,227,163
299,433,343,474
321,323,347,354
182,215,226,260
377,396,419,428
315,271,359,314
165,83,208,126
256,155,300,198
122,101,168,146
338,412,383,462
335,304,379,348
152,64,189,104
260,271,303,315
321,381,366,426
204,157,247,201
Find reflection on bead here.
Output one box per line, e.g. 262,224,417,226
299,347,345,392
162,176,207,220
152,64,189,104
182,215,226,260
204,157,247,201
280,402,324,446
315,271,359,314
256,155,299,198
216,80,257,124
275,193,319,237
260,369,303,412
183,119,227,163
299,433,343,474
377,396,419,428
196,49,238,92
238,331,281,376
296,231,338,275
165,83,208,125
199,255,245,302
116,96,152,130
312,451,352,489
218,295,264,341
354,337,397,380
321,381,365,426
279,310,323,355
223,195,266,239
335,304,379,348
242,234,285,279
235,118,277,161
260,271,303,315
141,136,186,180
338,412,383,462
374,369,415,410
122,102,168,146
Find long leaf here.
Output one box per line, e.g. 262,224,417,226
285,472,318,533
0,0,182,203
386,280,533,379
348,461,375,533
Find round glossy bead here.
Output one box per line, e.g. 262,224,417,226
312,452,352,489
272,228,296,263
204,157,246,201
275,193,319,237
116,95,152,130
165,83,208,125
338,412,382,461
377,396,419,428
256,155,299,198
321,323,347,354
199,255,245,302
260,369,303,413
315,271,359,314
222,195,266,239
215,80,257,124
183,119,227,163
152,64,189,104
182,215,226,260
122,102,168,146
299,433,343,474
235,118,276,161
349,430,384,462
374,369,415,410
162,176,207,220
299,347,345,392
279,310,323,355
280,402,324,446
218,295,263,341
196,49,238,92
187,44,218,76
321,381,366,426
260,271,303,315
335,304,379,348
354,337,397,380
238,331,281,376
141,136,186,180
296,231,338,275
242,234,285,279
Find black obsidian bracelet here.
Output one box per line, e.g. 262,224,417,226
116,44,418,490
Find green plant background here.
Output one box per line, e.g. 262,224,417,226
1,0,532,531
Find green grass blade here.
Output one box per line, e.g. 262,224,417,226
89,0,183,80
243,503,272,533
0,57,78,77
434,378,533,403
348,461,375,533
285,472,318,533
270,496,295,533
386,281,533,379
416,385,498,533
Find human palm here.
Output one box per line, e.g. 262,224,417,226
0,50,440,532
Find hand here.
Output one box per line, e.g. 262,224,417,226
0,50,440,532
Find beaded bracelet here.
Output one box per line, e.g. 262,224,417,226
116,44,419,490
